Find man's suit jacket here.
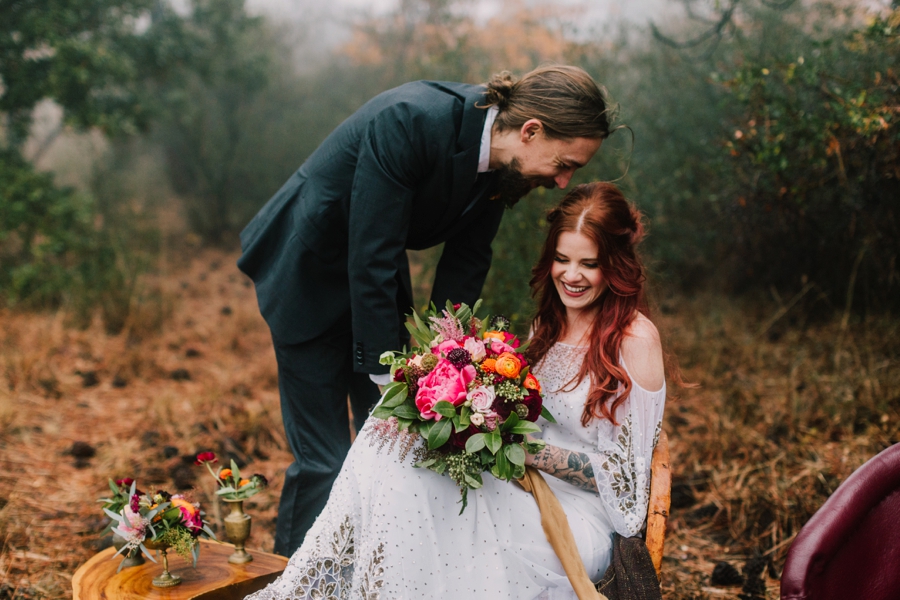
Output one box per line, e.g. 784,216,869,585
237,81,504,375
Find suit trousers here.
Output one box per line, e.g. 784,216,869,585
271,317,381,556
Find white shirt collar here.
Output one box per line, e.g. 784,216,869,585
477,105,499,173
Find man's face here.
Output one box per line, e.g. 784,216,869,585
514,131,602,190
493,129,602,207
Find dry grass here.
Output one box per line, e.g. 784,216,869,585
0,250,897,599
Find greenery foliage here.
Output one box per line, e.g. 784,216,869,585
718,8,899,309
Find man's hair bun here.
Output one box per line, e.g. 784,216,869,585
484,71,517,109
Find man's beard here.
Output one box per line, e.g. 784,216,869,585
491,157,556,208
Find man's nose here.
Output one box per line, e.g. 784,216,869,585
555,171,573,189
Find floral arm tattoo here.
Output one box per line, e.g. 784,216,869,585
526,444,598,493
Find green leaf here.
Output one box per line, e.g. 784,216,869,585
495,448,511,480
509,421,542,435
464,473,483,489
397,417,414,431
504,444,526,466
540,406,557,423
427,418,453,450
524,440,546,455
231,459,241,482
433,400,457,418
501,412,519,432
484,430,502,455
415,458,437,469
392,404,420,420
371,405,394,420
381,382,409,408
418,420,435,439
512,464,525,479
459,405,471,428
472,299,483,317
465,433,486,453
405,322,431,348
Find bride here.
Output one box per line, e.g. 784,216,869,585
247,182,666,600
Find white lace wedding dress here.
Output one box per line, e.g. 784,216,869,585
247,342,666,600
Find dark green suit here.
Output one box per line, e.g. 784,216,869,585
238,81,504,554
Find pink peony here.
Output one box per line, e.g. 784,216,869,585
415,359,476,420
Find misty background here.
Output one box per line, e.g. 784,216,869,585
2,0,898,330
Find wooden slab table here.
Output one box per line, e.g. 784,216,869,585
73,540,288,600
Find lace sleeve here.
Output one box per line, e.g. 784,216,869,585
586,382,666,538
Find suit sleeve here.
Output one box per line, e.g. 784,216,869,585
430,199,505,310
348,103,427,374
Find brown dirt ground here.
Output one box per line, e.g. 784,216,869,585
1,249,897,599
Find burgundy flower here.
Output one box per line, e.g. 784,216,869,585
116,477,135,487
449,424,479,449
520,389,544,422
130,493,140,512
195,451,217,465
446,347,472,370
491,396,513,419
393,368,406,382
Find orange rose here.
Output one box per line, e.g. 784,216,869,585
495,352,521,379
481,358,497,372
238,479,250,487
170,497,198,517
483,331,505,342
219,468,233,480
524,372,542,393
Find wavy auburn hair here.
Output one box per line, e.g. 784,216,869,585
526,182,648,426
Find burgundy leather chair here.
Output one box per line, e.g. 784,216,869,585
781,442,900,600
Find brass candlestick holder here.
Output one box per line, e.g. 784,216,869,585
144,538,182,587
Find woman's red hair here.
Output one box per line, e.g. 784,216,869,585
526,182,648,426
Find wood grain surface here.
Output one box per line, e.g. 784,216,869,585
646,429,672,579
72,540,287,600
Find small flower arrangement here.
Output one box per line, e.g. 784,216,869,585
195,452,268,501
100,479,215,570
374,300,554,512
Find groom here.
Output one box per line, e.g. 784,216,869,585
238,65,613,556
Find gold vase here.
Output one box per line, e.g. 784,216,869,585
223,499,253,564
143,538,182,587
111,532,145,568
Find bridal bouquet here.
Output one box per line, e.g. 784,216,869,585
101,479,216,569
374,300,553,511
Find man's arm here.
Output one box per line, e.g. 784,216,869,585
347,103,429,374
429,200,505,309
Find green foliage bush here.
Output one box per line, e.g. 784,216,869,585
718,9,899,310
0,149,153,331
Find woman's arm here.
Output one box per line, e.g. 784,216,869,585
525,316,665,497
525,444,598,492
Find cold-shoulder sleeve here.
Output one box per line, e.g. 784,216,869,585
585,379,666,538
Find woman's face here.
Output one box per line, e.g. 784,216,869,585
551,230,606,314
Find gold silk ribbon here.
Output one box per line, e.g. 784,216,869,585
517,466,610,600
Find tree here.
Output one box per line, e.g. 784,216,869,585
150,0,274,244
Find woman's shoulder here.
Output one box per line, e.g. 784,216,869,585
621,313,665,392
